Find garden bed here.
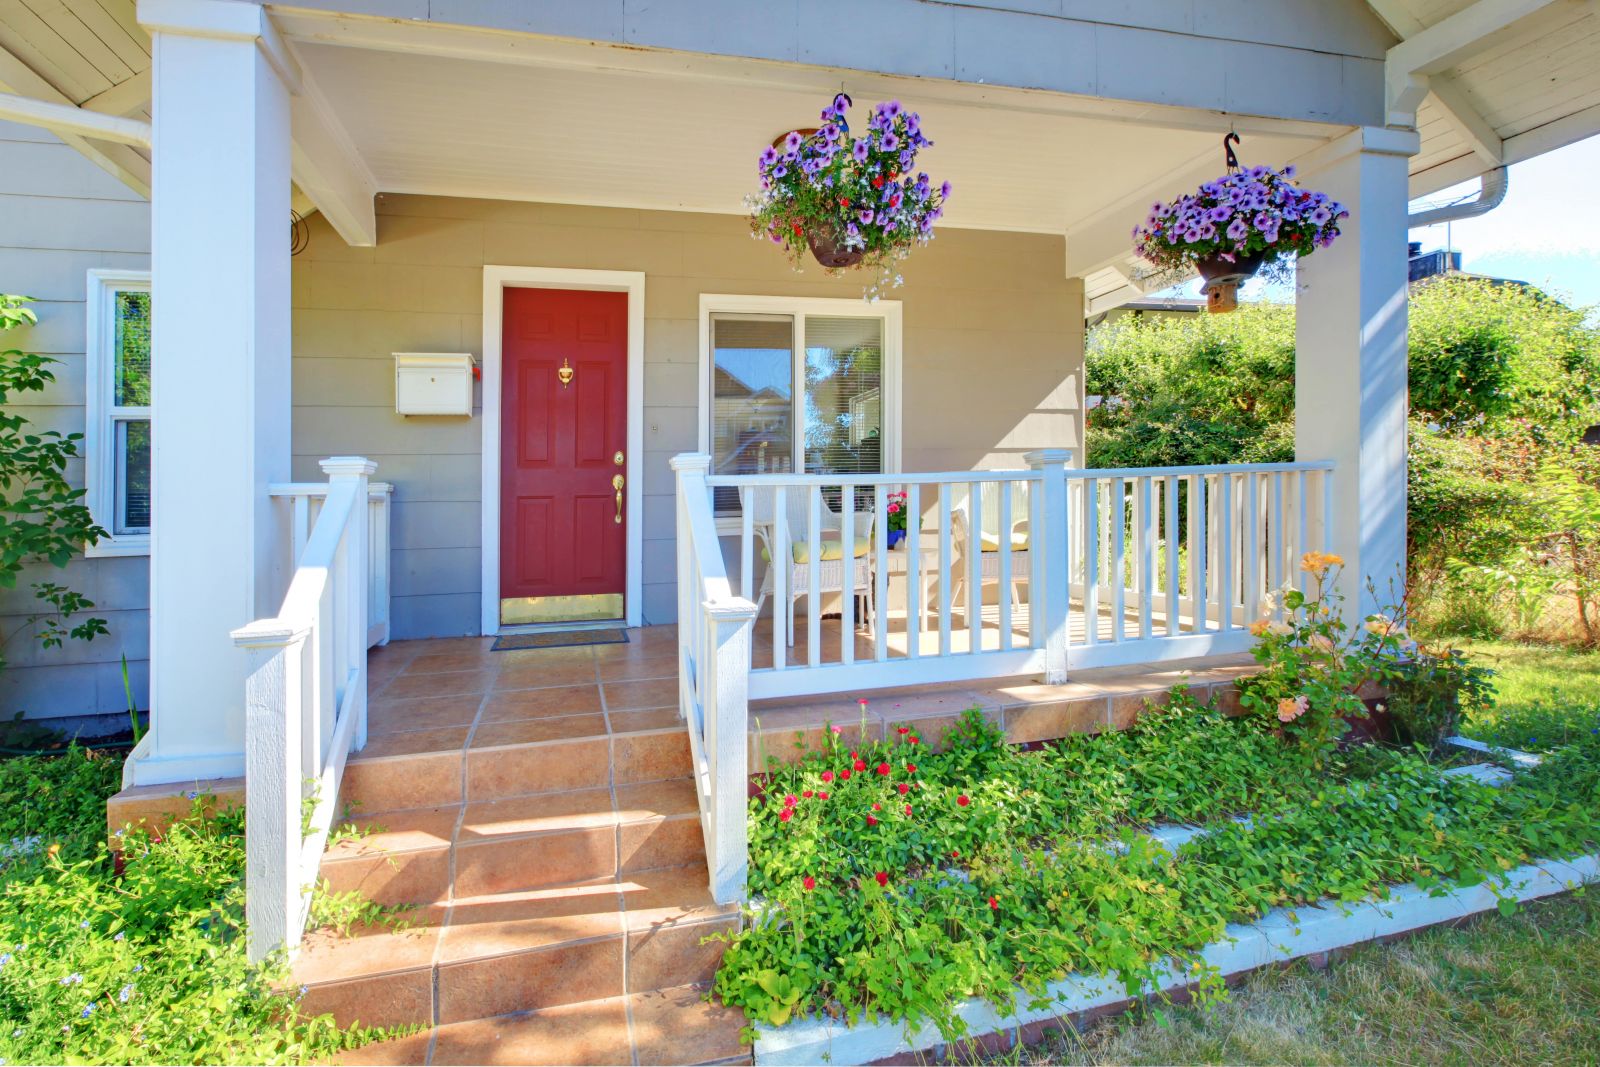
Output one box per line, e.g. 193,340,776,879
711,697,1600,1064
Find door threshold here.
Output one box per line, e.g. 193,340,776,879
495,620,628,637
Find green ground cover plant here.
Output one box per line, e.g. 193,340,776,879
1458,638,1600,751
0,747,393,1065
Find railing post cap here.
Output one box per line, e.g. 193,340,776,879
1024,448,1073,468
321,456,378,478
670,453,713,473
704,596,759,621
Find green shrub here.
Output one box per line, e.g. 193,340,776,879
0,745,122,872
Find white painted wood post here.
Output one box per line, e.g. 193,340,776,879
703,598,758,904
134,0,295,787
368,485,392,646
234,625,307,962
322,458,375,750
670,454,712,636
1026,450,1072,684
1296,126,1417,616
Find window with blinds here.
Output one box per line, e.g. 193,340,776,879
707,308,888,511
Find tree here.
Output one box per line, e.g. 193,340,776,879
0,294,108,675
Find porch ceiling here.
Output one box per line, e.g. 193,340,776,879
281,29,1326,239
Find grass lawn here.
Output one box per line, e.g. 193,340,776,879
1006,890,1600,1066
1456,639,1600,751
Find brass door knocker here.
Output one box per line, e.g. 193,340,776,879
557,358,574,388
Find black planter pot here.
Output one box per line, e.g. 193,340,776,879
807,229,865,269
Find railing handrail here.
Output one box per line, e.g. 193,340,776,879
269,481,394,498
236,478,360,642
706,470,1043,488
1066,460,1334,480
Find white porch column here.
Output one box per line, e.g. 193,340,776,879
130,0,294,786
1294,126,1419,618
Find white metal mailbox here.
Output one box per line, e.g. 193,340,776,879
394,353,474,416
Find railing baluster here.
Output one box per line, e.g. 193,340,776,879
999,482,1013,652
1220,473,1236,631
1322,468,1334,552
808,486,822,667
1138,476,1154,640
1083,476,1100,645
773,486,788,668
1269,472,1284,608
1245,471,1262,622
967,483,982,654
1111,477,1126,643
841,483,855,665
1164,475,1179,637
874,484,889,662
907,483,922,659
1295,470,1309,597
740,491,753,602
938,483,953,657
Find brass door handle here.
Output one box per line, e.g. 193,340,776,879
612,473,624,524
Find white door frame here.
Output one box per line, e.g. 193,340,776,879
481,266,645,633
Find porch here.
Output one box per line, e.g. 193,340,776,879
277,623,1254,1060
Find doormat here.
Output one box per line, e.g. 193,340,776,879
491,629,629,652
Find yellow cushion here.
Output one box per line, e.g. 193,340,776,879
979,530,1031,552
761,536,872,563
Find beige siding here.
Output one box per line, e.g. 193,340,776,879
0,120,150,722
292,194,1083,637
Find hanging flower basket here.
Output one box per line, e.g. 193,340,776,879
1132,136,1347,313
750,94,950,299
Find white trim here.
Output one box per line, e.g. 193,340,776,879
84,268,153,558
480,266,645,635
697,293,903,490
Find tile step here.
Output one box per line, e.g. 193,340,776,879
297,867,739,1034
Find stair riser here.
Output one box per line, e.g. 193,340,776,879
320,848,452,907
453,815,704,897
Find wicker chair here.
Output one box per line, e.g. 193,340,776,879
742,484,875,646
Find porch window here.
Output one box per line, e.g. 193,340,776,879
85,269,153,556
703,297,900,512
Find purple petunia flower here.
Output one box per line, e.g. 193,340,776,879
859,208,876,224
1309,206,1332,226
882,132,899,151
833,93,850,114
852,139,869,162
773,165,787,179
784,131,802,153
884,100,902,118
939,180,951,200
759,147,777,167
1208,205,1232,223
1226,218,1249,241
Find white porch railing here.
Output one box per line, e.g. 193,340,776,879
270,479,395,647
673,451,1333,902
232,458,377,962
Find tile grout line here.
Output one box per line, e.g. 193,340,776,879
596,644,643,1067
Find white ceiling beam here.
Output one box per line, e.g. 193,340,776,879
1409,98,1600,196
0,90,151,145
1386,0,1563,124
81,69,151,116
1364,0,1427,37
287,66,377,247
1428,75,1503,164
0,45,151,196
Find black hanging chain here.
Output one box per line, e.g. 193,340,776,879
1223,131,1242,173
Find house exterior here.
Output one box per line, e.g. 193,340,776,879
2,0,1598,995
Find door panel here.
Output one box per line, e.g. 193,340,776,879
500,287,628,623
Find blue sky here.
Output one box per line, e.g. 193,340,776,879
1162,132,1600,313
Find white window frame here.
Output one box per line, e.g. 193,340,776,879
84,268,153,558
698,294,902,494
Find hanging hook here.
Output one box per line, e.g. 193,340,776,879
1223,130,1242,172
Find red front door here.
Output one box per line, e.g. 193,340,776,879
500,287,628,624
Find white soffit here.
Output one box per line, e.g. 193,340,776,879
281,29,1327,236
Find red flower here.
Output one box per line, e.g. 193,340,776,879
875,871,889,887
803,790,814,799
872,803,882,811
858,698,869,707
907,737,920,746
872,175,885,189
778,808,793,823
904,804,913,816
803,875,816,891
866,814,878,826
876,762,891,776
897,783,910,795
890,194,902,208
817,790,830,800
951,849,960,858
820,770,835,783
850,750,858,759
853,759,867,772
897,727,910,736
791,222,802,236
783,794,798,808
957,795,970,807
840,197,851,208
906,763,916,773
841,769,852,780
988,896,999,911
